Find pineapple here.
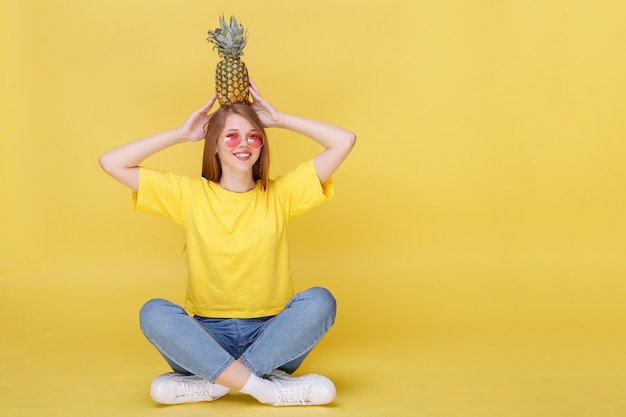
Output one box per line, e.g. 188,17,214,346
207,16,250,106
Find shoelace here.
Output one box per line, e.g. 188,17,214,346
274,386,309,406
176,380,214,400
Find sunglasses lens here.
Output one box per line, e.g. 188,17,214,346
224,133,241,147
248,134,263,148
224,132,264,148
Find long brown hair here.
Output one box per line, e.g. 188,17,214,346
202,103,270,190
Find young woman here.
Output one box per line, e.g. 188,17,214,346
99,79,356,407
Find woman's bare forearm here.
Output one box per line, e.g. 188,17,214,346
99,95,217,191
98,129,184,191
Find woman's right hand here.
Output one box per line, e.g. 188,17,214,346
178,94,217,142
99,94,219,191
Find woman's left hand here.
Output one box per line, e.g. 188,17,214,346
249,78,281,128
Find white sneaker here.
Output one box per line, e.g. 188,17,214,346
266,371,336,406
150,372,230,405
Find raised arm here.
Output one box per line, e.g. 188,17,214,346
99,95,217,191
249,80,356,184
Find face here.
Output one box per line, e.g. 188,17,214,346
215,113,264,175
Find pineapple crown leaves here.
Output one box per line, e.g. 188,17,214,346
207,15,248,59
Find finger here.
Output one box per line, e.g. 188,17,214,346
249,78,262,96
249,86,263,103
200,94,218,113
202,112,215,131
249,87,260,100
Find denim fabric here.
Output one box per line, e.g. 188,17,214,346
139,287,336,383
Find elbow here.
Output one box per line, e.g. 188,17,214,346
98,152,126,176
98,153,113,174
98,153,139,191
345,131,357,152
349,132,357,148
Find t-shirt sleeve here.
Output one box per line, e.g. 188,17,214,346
132,167,187,224
275,159,334,219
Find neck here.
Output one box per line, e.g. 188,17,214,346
219,171,256,193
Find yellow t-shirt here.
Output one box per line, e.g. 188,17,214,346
133,159,333,318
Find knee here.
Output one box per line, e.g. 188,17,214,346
139,298,174,334
303,287,337,324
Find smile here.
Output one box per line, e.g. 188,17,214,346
233,152,252,161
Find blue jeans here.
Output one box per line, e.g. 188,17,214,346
139,287,336,383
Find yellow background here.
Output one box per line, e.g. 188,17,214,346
2,0,626,416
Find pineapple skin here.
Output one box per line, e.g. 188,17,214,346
215,57,250,106
207,16,250,106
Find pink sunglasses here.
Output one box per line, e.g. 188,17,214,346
223,131,264,148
